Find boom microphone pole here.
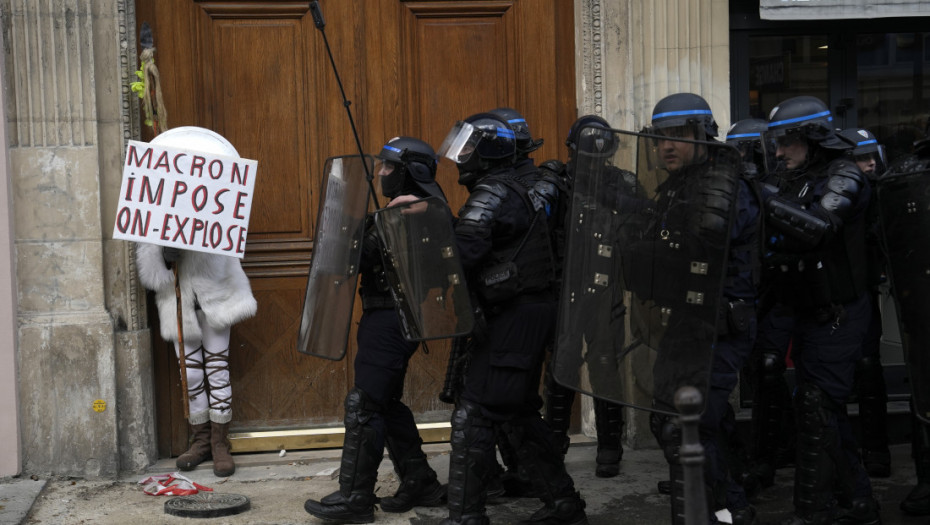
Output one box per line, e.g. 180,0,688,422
309,1,380,209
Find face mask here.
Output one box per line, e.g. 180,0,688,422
379,166,406,199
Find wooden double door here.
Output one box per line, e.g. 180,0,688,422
135,0,577,456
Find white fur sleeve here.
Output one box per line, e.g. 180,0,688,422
134,242,174,292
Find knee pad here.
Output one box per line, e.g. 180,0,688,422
793,383,839,436
345,387,381,429
650,412,681,464
759,350,787,379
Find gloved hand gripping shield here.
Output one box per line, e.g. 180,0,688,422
297,155,373,359
876,158,930,422
373,196,474,341
552,126,739,415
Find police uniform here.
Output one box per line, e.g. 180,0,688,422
762,96,879,524
304,137,447,523
439,112,587,525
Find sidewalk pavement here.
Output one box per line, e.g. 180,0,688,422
1,438,926,525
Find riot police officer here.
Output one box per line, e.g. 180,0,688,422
874,122,930,515
838,127,892,479
437,112,587,525
726,118,797,496
303,137,447,523
542,115,629,479
762,96,880,524
643,93,761,525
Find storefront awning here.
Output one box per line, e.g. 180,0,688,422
760,0,930,20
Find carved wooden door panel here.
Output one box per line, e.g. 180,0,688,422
136,0,575,456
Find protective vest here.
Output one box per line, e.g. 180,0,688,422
769,159,869,310
472,173,557,305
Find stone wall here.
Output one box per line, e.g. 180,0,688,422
1,0,156,477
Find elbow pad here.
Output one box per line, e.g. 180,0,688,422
765,196,829,248
819,160,865,220
456,183,506,238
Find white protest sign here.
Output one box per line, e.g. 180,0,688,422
113,139,258,258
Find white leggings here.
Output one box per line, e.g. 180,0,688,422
173,310,232,425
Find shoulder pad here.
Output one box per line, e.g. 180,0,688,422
539,159,566,175
472,179,510,200
827,159,867,186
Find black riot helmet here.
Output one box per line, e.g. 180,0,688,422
837,127,886,176
765,96,846,150
438,112,517,187
725,118,768,158
375,136,445,201
490,107,543,156
650,93,718,139
566,114,618,160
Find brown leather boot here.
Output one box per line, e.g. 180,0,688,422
176,422,212,471
211,421,236,477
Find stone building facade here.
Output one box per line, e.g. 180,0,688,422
0,0,729,478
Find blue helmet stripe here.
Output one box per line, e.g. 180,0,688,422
507,118,527,125
857,139,877,147
653,109,713,120
384,145,402,154
769,110,833,129
727,132,761,140
497,127,515,138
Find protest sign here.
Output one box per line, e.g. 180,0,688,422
113,139,258,258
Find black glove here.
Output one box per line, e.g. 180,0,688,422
162,247,181,265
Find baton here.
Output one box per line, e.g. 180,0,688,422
173,263,190,420
309,0,380,210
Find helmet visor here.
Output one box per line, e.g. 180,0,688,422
438,121,479,164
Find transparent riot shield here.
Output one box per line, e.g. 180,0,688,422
297,155,373,359
877,163,930,422
553,128,739,415
373,196,474,341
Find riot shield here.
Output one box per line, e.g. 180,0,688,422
373,196,474,341
877,162,930,422
297,155,373,359
553,128,738,415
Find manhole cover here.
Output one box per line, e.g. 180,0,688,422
164,492,251,518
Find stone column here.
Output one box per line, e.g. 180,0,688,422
1,0,156,477
574,0,730,448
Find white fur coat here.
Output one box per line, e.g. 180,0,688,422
135,242,258,342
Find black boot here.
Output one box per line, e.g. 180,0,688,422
544,366,576,455
780,384,840,525
442,400,494,525
833,496,881,525
519,491,588,525
504,415,587,525
304,388,382,524
379,453,446,512
902,409,930,516
749,349,792,488
593,398,623,478
855,355,891,478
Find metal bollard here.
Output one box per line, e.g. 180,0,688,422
675,386,709,525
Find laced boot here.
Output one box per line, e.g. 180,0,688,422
210,422,235,477
305,388,382,523
176,422,212,471
379,456,446,512
519,491,588,525
593,398,623,478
